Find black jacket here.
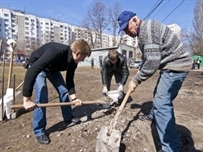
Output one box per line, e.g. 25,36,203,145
23,42,77,97
101,54,129,85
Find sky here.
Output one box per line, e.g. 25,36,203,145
0,0,196,34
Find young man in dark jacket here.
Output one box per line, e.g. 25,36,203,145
101,50,129,101
22,39,91,144
118,11,192,152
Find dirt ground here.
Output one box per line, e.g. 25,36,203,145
0,66,203,152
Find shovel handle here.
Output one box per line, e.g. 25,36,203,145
15,81,24,91
108,88,131,132
7,51,14,88
10,100,107,109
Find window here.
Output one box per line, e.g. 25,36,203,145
129,51,133,58
122,49,127,57
4,13,9,17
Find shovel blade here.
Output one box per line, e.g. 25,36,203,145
0,89,21,120
5,90,21,119
96,126,121,152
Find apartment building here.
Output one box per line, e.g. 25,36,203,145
71,25,124,48
0,7,181,61
0,8,73,56
0,8,16,40
0,7,138,52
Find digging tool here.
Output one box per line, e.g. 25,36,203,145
5,39,17,120
10,100,111,109
96,88,131,152
7,40,15,89
0,39,19,120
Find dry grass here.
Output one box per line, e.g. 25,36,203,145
0,63,26,96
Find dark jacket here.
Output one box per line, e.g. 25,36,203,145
101,54,129,85
23,42,77,97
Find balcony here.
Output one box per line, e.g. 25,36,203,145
12,22,16,26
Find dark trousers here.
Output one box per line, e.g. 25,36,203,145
103,72,122,90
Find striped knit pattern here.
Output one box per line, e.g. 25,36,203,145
133,20,192,84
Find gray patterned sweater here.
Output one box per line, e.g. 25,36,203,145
133,20,192,84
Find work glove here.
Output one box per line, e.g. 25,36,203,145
22,59,29,69
117,84,124,99
102,86,108,96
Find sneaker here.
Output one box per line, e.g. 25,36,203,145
36,134,50,144
139,114,152,122
64,117,81,125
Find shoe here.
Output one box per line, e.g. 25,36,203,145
139,114,152,122
64,117,81,125
102,104,111,109
36,134,50,144
157,150,165,152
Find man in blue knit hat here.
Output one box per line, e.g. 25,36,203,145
118,11,192,152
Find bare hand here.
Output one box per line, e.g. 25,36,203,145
128,80,138,92
73,99,82,107
23,97,37,111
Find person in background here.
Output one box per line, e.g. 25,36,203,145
101,50,129,103
118,11,192,152
91,58,94,68
196,58,201,69
22,39,91,145
99,59,103,68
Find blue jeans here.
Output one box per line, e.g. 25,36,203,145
33,71,73,137
149,70,188,152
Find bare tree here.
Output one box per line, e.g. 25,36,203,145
181,28,195,54
192,0,203,55
81,15,95,48
81,1,108,48
108,2,122,46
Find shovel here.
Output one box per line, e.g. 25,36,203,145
96,88,131,152
0,39,19,120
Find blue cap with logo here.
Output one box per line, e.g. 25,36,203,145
118,11,136,32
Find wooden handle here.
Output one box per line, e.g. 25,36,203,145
109,88,131,130
7,51,14,88
15,81,24,91
10,100,107,109
117,88,131,114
